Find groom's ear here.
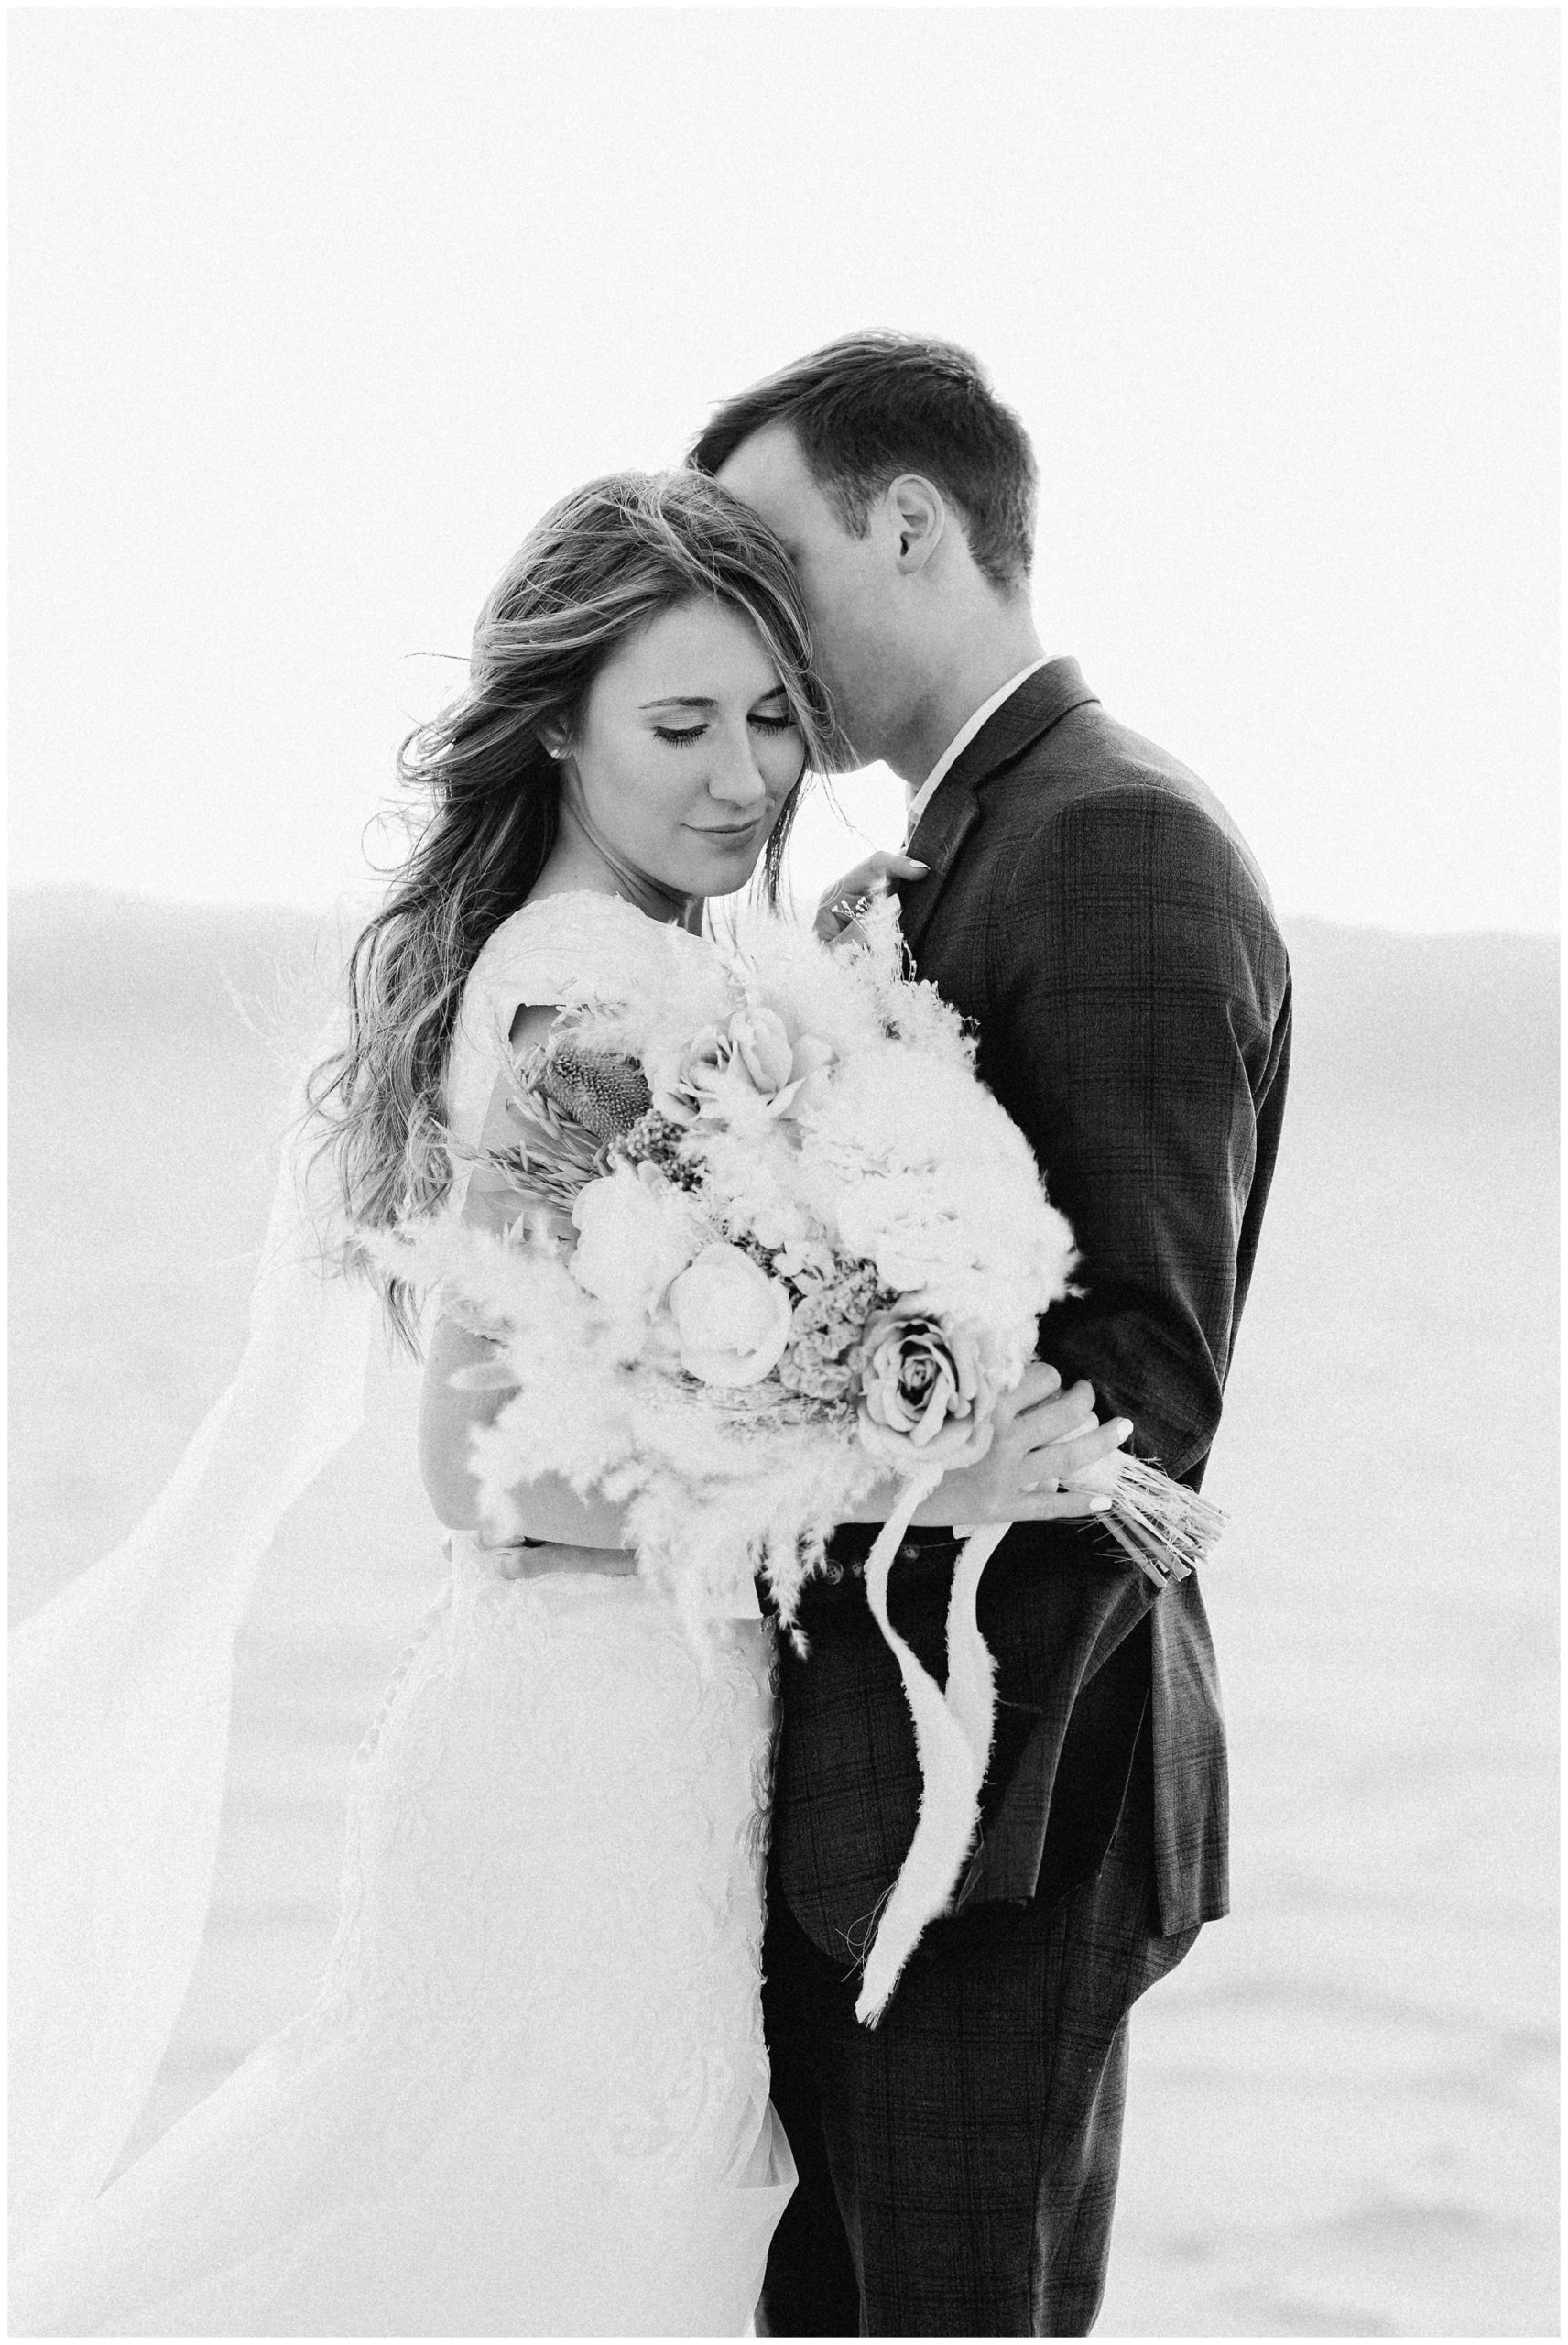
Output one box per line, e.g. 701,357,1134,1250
884,474,947,574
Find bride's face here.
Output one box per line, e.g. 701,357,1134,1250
559,598,804,900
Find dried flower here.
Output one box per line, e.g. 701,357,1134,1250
617,1108,705,1190
486,1086,610,1212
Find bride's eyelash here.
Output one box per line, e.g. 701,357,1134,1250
653,714,799,748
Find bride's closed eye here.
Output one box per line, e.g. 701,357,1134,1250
654,713,799,748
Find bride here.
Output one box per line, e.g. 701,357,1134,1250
10,469,1121,2336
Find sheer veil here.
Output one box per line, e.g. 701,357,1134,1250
8,1025,382,2259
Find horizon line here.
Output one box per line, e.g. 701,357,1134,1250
5,878,1560,950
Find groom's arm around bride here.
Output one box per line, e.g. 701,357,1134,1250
698,331,1291,2337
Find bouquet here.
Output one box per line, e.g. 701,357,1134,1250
385,898,1221,2020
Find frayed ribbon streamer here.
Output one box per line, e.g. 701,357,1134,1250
855,1468,1012,2027
852,1453,1223,2022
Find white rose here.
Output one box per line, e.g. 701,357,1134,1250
570,1163,705,1315
666,1243,795,1386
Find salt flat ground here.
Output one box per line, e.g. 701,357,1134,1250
9,891,1559,2338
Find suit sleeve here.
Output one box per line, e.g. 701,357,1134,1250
990,786,1286,1482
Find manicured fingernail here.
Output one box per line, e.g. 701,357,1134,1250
1112,1419,1133,1438
1090,1496,1115,1512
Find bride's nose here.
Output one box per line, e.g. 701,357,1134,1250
704,730,770,810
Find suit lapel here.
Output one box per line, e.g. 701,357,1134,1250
893,659,1101,959
897,783,982,959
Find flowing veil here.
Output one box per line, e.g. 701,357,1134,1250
8,1026,385,2260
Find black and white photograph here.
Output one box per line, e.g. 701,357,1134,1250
9,8,1558,2338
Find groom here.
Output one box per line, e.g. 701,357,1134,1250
692,334,1291,2336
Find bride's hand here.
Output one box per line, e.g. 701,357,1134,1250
908,1362,1134,1528
814,851,930,946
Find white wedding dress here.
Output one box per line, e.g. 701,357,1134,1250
10,892,795,2337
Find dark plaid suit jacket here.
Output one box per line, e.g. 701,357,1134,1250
772,659,1291,1961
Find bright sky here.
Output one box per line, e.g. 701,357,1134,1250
10,8,1558,933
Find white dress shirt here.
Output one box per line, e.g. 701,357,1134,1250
904,658,1052,844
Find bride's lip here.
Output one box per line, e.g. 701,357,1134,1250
689,817,764,837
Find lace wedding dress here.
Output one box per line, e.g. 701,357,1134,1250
11,892,794,2337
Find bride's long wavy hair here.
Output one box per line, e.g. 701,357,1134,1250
309,471,838,1334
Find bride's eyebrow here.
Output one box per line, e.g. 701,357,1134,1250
639,685,789,712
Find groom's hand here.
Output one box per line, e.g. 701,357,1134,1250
909,1363,1133,1527
813,850,930,944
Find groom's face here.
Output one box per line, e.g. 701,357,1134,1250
715,423,903,769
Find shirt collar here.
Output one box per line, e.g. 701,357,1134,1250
903,658,1052,840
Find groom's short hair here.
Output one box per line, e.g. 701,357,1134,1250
689,332,1037,594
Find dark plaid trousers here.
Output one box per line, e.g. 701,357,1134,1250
759,1714,1198,2338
